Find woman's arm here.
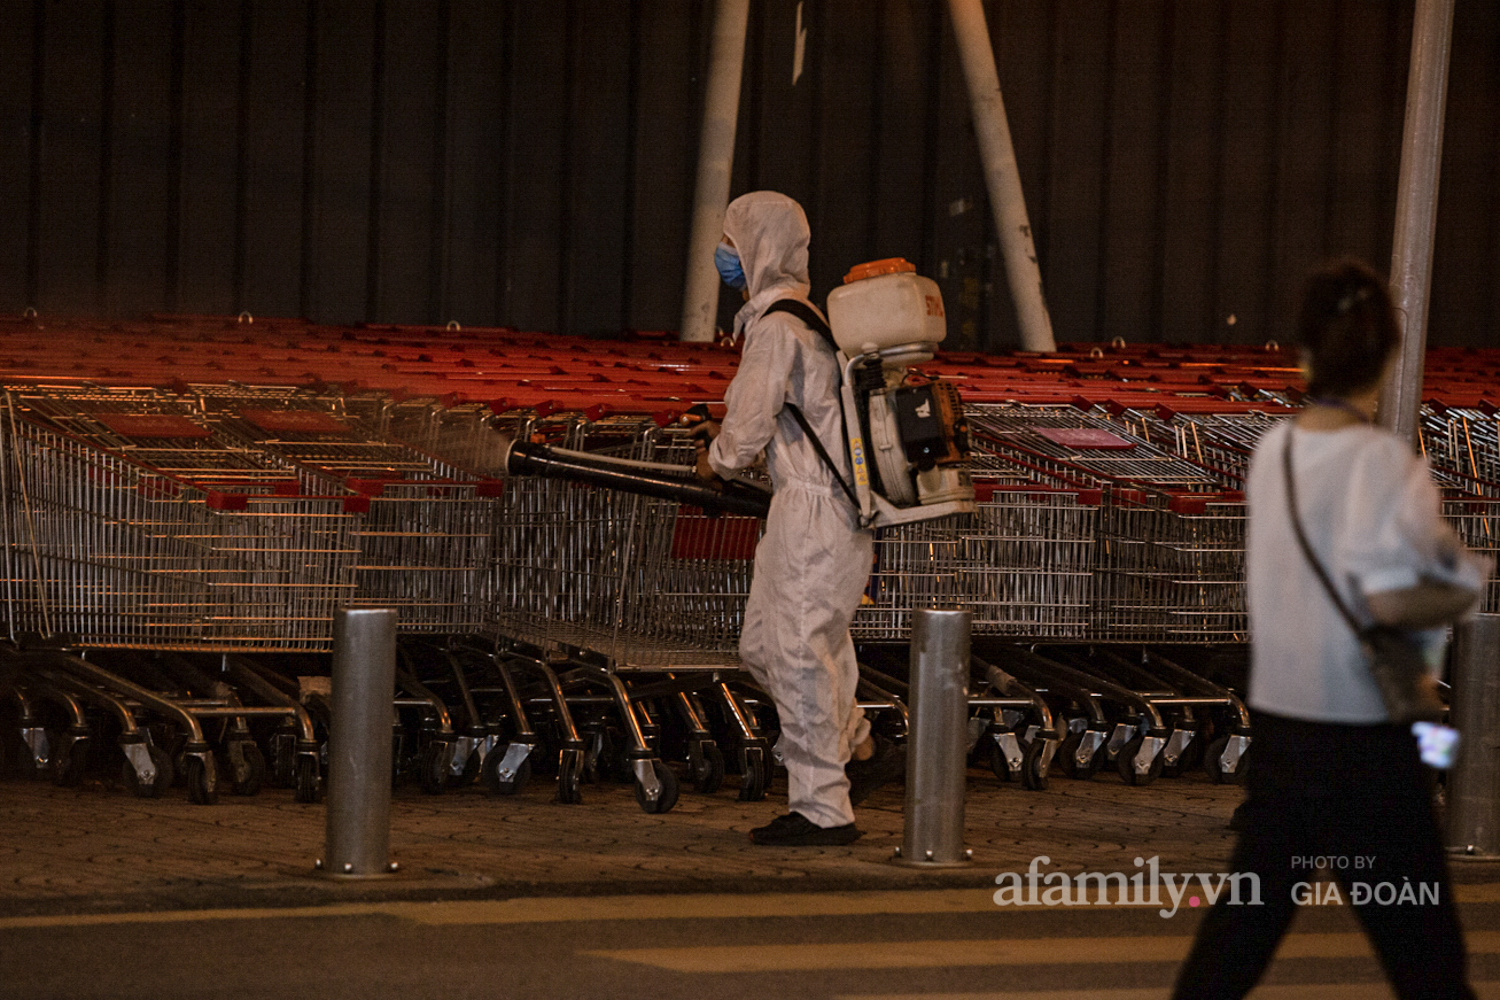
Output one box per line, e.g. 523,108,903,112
1366,581,1479,631
1354,440,1491,630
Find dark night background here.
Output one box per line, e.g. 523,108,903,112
1,0,1497,350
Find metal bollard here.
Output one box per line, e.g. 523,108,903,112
894,607,972,868
1446,614,1500,859
318,608,399,878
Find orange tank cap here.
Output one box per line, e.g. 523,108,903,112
843,257,917,284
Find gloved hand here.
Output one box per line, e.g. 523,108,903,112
682,405,722,485
680,404,721,453
694,449,721,486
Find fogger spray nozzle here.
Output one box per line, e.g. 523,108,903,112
502,439,770,519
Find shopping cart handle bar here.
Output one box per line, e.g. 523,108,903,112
203,490,371,514
181,477,304,495
972,481,1104,506
206,491,249,511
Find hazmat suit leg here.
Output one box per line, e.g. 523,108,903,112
739,483,873,829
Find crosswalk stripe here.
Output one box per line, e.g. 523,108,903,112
403,888,998,925
837,987,1500,1000
587,929,1500,973
0,889,994,931
1457,883,1500,903
2,882,1500,931
839,993,1172,1000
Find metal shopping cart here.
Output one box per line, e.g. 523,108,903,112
961,405,1253,783
479,404,776,810
0,393,348,802
850,478,1097,790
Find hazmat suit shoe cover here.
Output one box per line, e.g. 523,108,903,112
749,811,862,846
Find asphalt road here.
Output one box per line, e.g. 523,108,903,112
5,887,1500,1000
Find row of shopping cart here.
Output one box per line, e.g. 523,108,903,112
0,382,784,812
3,316,1497,813
0,378,1252,808
0,310,1329,417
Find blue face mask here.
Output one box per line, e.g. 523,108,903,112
714,243,747,292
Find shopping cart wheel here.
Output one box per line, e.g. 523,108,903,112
1057,725,1109,780
1116,735,1163,786
555,747,584,805
1019,739,1049,792
688,741,725,794
1062,728,1110,779
184,753,219,806
1177,727,1207,773
738,745,768,802
583,724,630,785
15,728,51,779
457,744,482,787
633,759,679,814
419,740,452,794
1203,734,1251,785
269,730,297,788
482,742,532,796
293,753,322,804
52,736,90,788
1161,731,1192,778
528,730,558,776
987,733,1024,782
227,742,265,797
1053,731,1081,779
120,744,174,798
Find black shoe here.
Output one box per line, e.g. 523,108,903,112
846,734,906,806
749,811,862,846
1227,799,1250,831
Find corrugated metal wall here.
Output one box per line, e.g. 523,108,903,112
1,0,1496,348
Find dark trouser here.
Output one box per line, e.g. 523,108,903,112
1172,710,1473,1000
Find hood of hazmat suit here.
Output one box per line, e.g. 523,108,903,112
723,191,812,341
709,191,848,489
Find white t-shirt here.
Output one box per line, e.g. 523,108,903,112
1246,420,1487,724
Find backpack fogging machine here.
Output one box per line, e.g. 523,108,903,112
773,258,975,529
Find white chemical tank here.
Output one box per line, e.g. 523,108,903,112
826,258,946,358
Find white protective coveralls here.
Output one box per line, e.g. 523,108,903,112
707,191,874,829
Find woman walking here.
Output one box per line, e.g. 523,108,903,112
1172,260,1490,999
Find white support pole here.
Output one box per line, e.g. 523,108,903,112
679,0,751,344
1379,0,1455,445
947,0,1055,353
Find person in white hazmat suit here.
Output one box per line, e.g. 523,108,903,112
692,191,905,846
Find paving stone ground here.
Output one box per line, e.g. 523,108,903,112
6,764,1494,918
0,763,1255,916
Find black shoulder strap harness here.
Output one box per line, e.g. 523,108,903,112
764,298,837,352
761,299,861,512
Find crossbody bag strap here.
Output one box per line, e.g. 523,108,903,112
1281,430,1364,635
